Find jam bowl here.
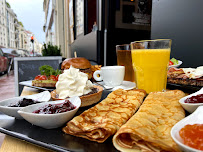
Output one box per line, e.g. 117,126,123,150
179,87,203,113
171,106,203,152
18,96,81,129
0,91,51,119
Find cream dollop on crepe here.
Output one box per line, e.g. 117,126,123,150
56,66,93,99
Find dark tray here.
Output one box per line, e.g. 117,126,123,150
167,83,202,93
0,90,118,152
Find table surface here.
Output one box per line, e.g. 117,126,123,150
0,87,53,152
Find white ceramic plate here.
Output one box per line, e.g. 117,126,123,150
19,80,55,91
169,60,183,68
0,91,51,119
18,96,81,129
179,87,203,113
171,106,203,152
95,81,136,91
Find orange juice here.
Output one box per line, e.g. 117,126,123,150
131,49,170,93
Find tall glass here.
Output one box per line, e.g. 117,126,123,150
116,44,134,82
131,39,171,94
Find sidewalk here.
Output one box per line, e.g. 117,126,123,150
0,72,15,101
0,71,15,147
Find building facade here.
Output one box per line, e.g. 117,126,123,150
6,4,16,48
0,0,7,47
18,25,27,50
43,0,69,57
0,0,42,54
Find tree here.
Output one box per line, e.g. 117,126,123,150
18,21,24,27
6,2,11,8
42,42,62,56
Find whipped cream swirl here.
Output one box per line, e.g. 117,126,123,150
56,66,93,99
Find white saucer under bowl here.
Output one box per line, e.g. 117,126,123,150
95,81,136,91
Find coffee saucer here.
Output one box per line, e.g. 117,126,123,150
95,81,136,91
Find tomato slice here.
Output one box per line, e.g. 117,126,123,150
39,75,48,80
56,75,60,81
169,60,174,66
34,75,41,80
50,75,57,81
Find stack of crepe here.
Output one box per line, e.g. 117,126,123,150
63,89,146,143
113,90,185,152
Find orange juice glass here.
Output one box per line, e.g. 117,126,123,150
116,44,134,82
131,39,171,94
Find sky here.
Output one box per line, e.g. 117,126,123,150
7,0,45,43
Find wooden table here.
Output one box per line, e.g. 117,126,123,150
0,87,53,152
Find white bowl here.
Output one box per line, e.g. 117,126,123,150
171,106,203,152
0,91,51,119
179,87,203,113
18,96,81,129
169,60,183,68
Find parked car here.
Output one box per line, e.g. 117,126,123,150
1,48,19,72
1,48,20,58
0,48,9,74
17,49,30,57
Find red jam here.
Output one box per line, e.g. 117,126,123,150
33,100,76,114
179,124,203,150
9,98,40,107
184,94,203,103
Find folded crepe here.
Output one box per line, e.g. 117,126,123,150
113,90,185,152
63,89,146,143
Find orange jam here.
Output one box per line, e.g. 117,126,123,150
179,124,203,150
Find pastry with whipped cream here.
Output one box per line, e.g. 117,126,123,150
51,66,103,107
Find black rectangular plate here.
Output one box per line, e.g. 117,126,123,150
167,83,202,93
0,90,118,152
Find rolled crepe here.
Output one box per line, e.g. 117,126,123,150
63,89,146,143
113,90,185,152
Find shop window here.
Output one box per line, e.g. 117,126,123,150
122,5,135,23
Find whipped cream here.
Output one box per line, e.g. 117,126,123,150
182,66,203,79
56,66,93,99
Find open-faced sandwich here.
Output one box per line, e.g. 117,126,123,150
51,66,103,107
32,65,61,88
167,66,203,86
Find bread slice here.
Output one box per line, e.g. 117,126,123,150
51,85,103,107
167,67,203,86
167,77,203,86
32,80,56,88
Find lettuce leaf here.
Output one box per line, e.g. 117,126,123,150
170,58,179,65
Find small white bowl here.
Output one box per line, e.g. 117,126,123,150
179,87,203,113
169,60,183,68
0,91,51,119
18,96,81,129
171,106,203,152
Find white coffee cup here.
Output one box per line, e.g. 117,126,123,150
93,66,125,87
